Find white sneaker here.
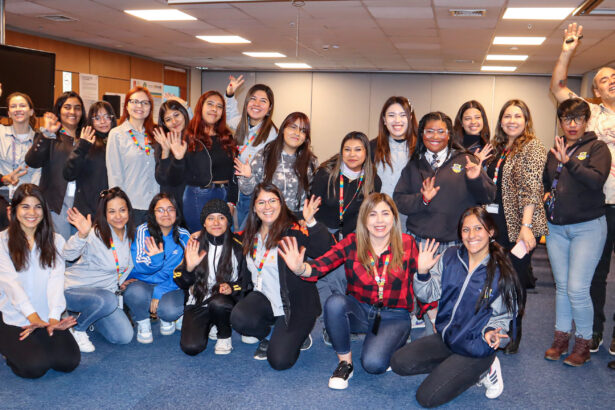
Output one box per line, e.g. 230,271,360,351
70,328,95,353
411,314,425,329
160,320,175,336
479,357,504,399
242,335,259,344
209,325,218,341
328,361,354,390
175,315,183,331
136,319,153,344
214,337,233,355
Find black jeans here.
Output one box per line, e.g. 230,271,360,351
0,314,80,379
180,294,236,356
230,291,315,371
391,333,495,408
591,205,615,334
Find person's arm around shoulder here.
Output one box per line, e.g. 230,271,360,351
550,23,584,103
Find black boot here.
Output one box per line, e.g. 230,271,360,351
504,316,522,355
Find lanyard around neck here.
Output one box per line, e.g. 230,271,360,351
339,172,364,223
369,253,390,302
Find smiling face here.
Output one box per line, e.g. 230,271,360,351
384,103,409,140
106,197,129,234
342,138,367,172
92,108,113,133
163,109,186,133
16,195,43,233
60,97,83,128
154,198,177,231
247,90,271,124
283,119,307,152
593,67,615,103
254,190,281,227
500,105,526,140
462,107,483,136
127,91,151,121
202,95,224,127
204,212,228,237
8,96,34,126
422,119,449,153
461,214,493,257
366,200,394,241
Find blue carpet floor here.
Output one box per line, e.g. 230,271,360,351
1,245,614,409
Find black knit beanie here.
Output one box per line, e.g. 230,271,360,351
200,198,233,227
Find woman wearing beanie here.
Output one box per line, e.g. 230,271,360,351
174,199,245,356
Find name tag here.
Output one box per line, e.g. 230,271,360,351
486,203,499,214
66,181,76,197
255,276,263,291
118,295,123,310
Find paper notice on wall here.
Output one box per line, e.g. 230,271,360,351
130,78,163,123
79,73,99,112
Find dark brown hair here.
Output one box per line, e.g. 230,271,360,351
413,111,455,160
374,96,418,170
94,187,136,249
234,84,277,147
53,91,87,135
453,100,490,148
86,100,116,150
492,99,535,158
6,92,37,129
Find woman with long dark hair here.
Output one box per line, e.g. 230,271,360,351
279,193,419,390
0,184,79,378
63,101,116,219
124,193,190,343
225,75,278,228
485,99,548,354
230,182,332,369
174,199,244,356
390,207,524,407
63,187,136,352
235,112,318,215
453,100,491,152
106,86,159,225
0,90,40,201
25,91,87,239
165,91,238,233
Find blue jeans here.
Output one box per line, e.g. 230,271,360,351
123,280,184,322
65,287,133,344
183,185,228,233
324,294,411,374
546,217,607,339
235,191,252,231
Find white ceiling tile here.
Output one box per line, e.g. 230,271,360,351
367,7,434,19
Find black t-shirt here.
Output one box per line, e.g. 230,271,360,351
486,156,510,247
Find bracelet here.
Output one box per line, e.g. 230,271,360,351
422,195,431,205
298,262,308,276
521,223,533,229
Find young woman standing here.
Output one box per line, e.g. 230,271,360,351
453,100,491,152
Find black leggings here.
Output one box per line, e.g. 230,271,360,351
230,291,315,371
391,334,495,408
0,314,80,379
180,294,236,356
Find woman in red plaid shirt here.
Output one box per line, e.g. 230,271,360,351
279,192,418,390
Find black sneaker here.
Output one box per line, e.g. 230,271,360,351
323,329,332,346
328,361,354,390
300,334,312,351
253,339,269,360
589,333,602,353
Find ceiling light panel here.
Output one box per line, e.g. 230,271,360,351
481,66,517,72
124,9,197,21
503,8,574,20
197,36,251,44
243,52,286,58
486,54,528,61
493,37,545,45
275,62,312,69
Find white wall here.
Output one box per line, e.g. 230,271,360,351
201,71,581,162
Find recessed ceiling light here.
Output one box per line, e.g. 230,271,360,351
503,8,574,20
493,37,545,46
124,9,196,21
486,54,528,61
275,62,311,69
481,66,517,72
243,52,286,58
197,35,251,44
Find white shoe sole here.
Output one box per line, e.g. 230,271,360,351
242,335,259,344
215,348,233,355
329,371,353,390
137,334,153,344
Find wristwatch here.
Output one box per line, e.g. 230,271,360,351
521,223,533,229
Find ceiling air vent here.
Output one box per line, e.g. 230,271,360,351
449,9,487,17
39,15,78,22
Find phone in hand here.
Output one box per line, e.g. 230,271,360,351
511,241,528,259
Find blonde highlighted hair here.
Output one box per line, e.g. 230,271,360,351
355,193,404,274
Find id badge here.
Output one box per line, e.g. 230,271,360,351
66,181,76,197
486,203,499,214
255,276,263,291
118,295,123,309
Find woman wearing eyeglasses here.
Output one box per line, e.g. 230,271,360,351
235,112,318,216
164,91,238,233
62,101,117,220
543,99,611,366
123,193,189,343
394,111,495,252
106,87,159,226
25,91,87,239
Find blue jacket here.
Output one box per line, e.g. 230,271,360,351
129,223,190,300
414,246,514,358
